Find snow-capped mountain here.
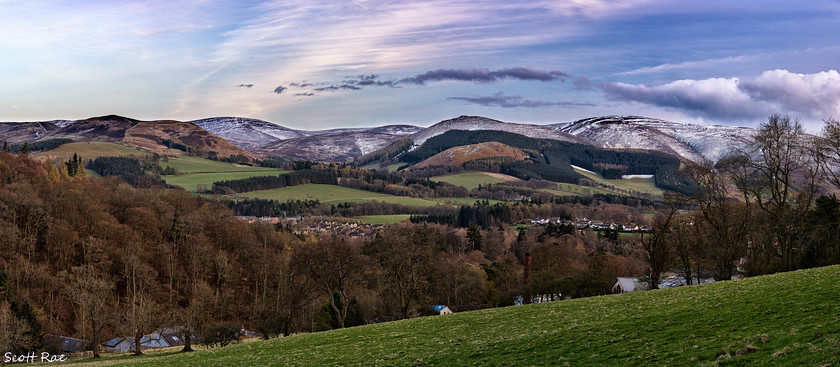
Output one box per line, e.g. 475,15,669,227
309,125,423,136
550,116,757,164
408,115,585,149
1,114,766,165
190,117,309,151
192,117,423,161
258,132,405,162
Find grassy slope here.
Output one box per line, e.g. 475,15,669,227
33,142,146,161
164,170,288,192
159,155,287,192
59,265,840,366
573,166,663,197
431,171,510,190
162,155,279,174
238,184,500,208
239,184,444,207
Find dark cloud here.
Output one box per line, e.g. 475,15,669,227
237,84,253,88
273,86,287,94
598,79,765,119
400,67,567,85
447,92,592,108
281,67,569,97
311,74,397,92
295,92,315,96
492,67,568,82
348,74,397,87
313,84,362,92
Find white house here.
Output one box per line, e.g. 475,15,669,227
611,277,642,293
431,305,453,315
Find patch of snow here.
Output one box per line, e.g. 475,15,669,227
622,174,654,179
549,116,758,164
571,165,597,175
408,116,584,150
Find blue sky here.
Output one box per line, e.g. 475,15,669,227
2,0,839,131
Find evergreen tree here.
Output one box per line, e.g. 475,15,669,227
2,141,8,152
20,142,29,155
467,224,483,251
0,271,45,352
64,153,86,177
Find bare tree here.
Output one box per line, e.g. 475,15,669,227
684,161,751,280
121,253,157,356
66,265,113,358
0,301,34,354
639,195,679,289
730,114,820,270
365,225,438,318
295,238,362,329
669,214,703,285
817,117,840,190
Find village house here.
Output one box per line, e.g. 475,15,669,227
611,275,715,293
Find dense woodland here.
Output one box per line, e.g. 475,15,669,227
3,114,840,359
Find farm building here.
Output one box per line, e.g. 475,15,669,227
611,276,715,293
101,327,199,353
45,335,87,354
431,305,453,315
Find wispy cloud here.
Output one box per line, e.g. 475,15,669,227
447,92,592,108
598,69,840,120
237,84,254,88
400,67,567,85
287,67,567,95
273,86,287,94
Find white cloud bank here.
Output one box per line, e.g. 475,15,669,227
599,69,840,122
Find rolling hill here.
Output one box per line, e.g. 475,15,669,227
57,265,840,366
551,116,757,164
0,115,254,158
413,141,529,168
192,117,422,161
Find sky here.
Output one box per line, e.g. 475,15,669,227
2,0,840,131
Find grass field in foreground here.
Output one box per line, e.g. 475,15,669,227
355,214,414,224
58,265,840,366
431,171,513,190
573,166,664,197
164,170,287,192
34,142,147,161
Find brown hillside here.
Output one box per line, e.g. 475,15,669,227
2,115,255,159
123,120,255,158
414,141,529,168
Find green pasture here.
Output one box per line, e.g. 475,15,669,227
573,166,664,197
239,184,443,207
164,170,287,192
162,155,277,174
58,265,840,366
431,171,511,190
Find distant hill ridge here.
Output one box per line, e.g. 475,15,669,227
1,114,762,164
